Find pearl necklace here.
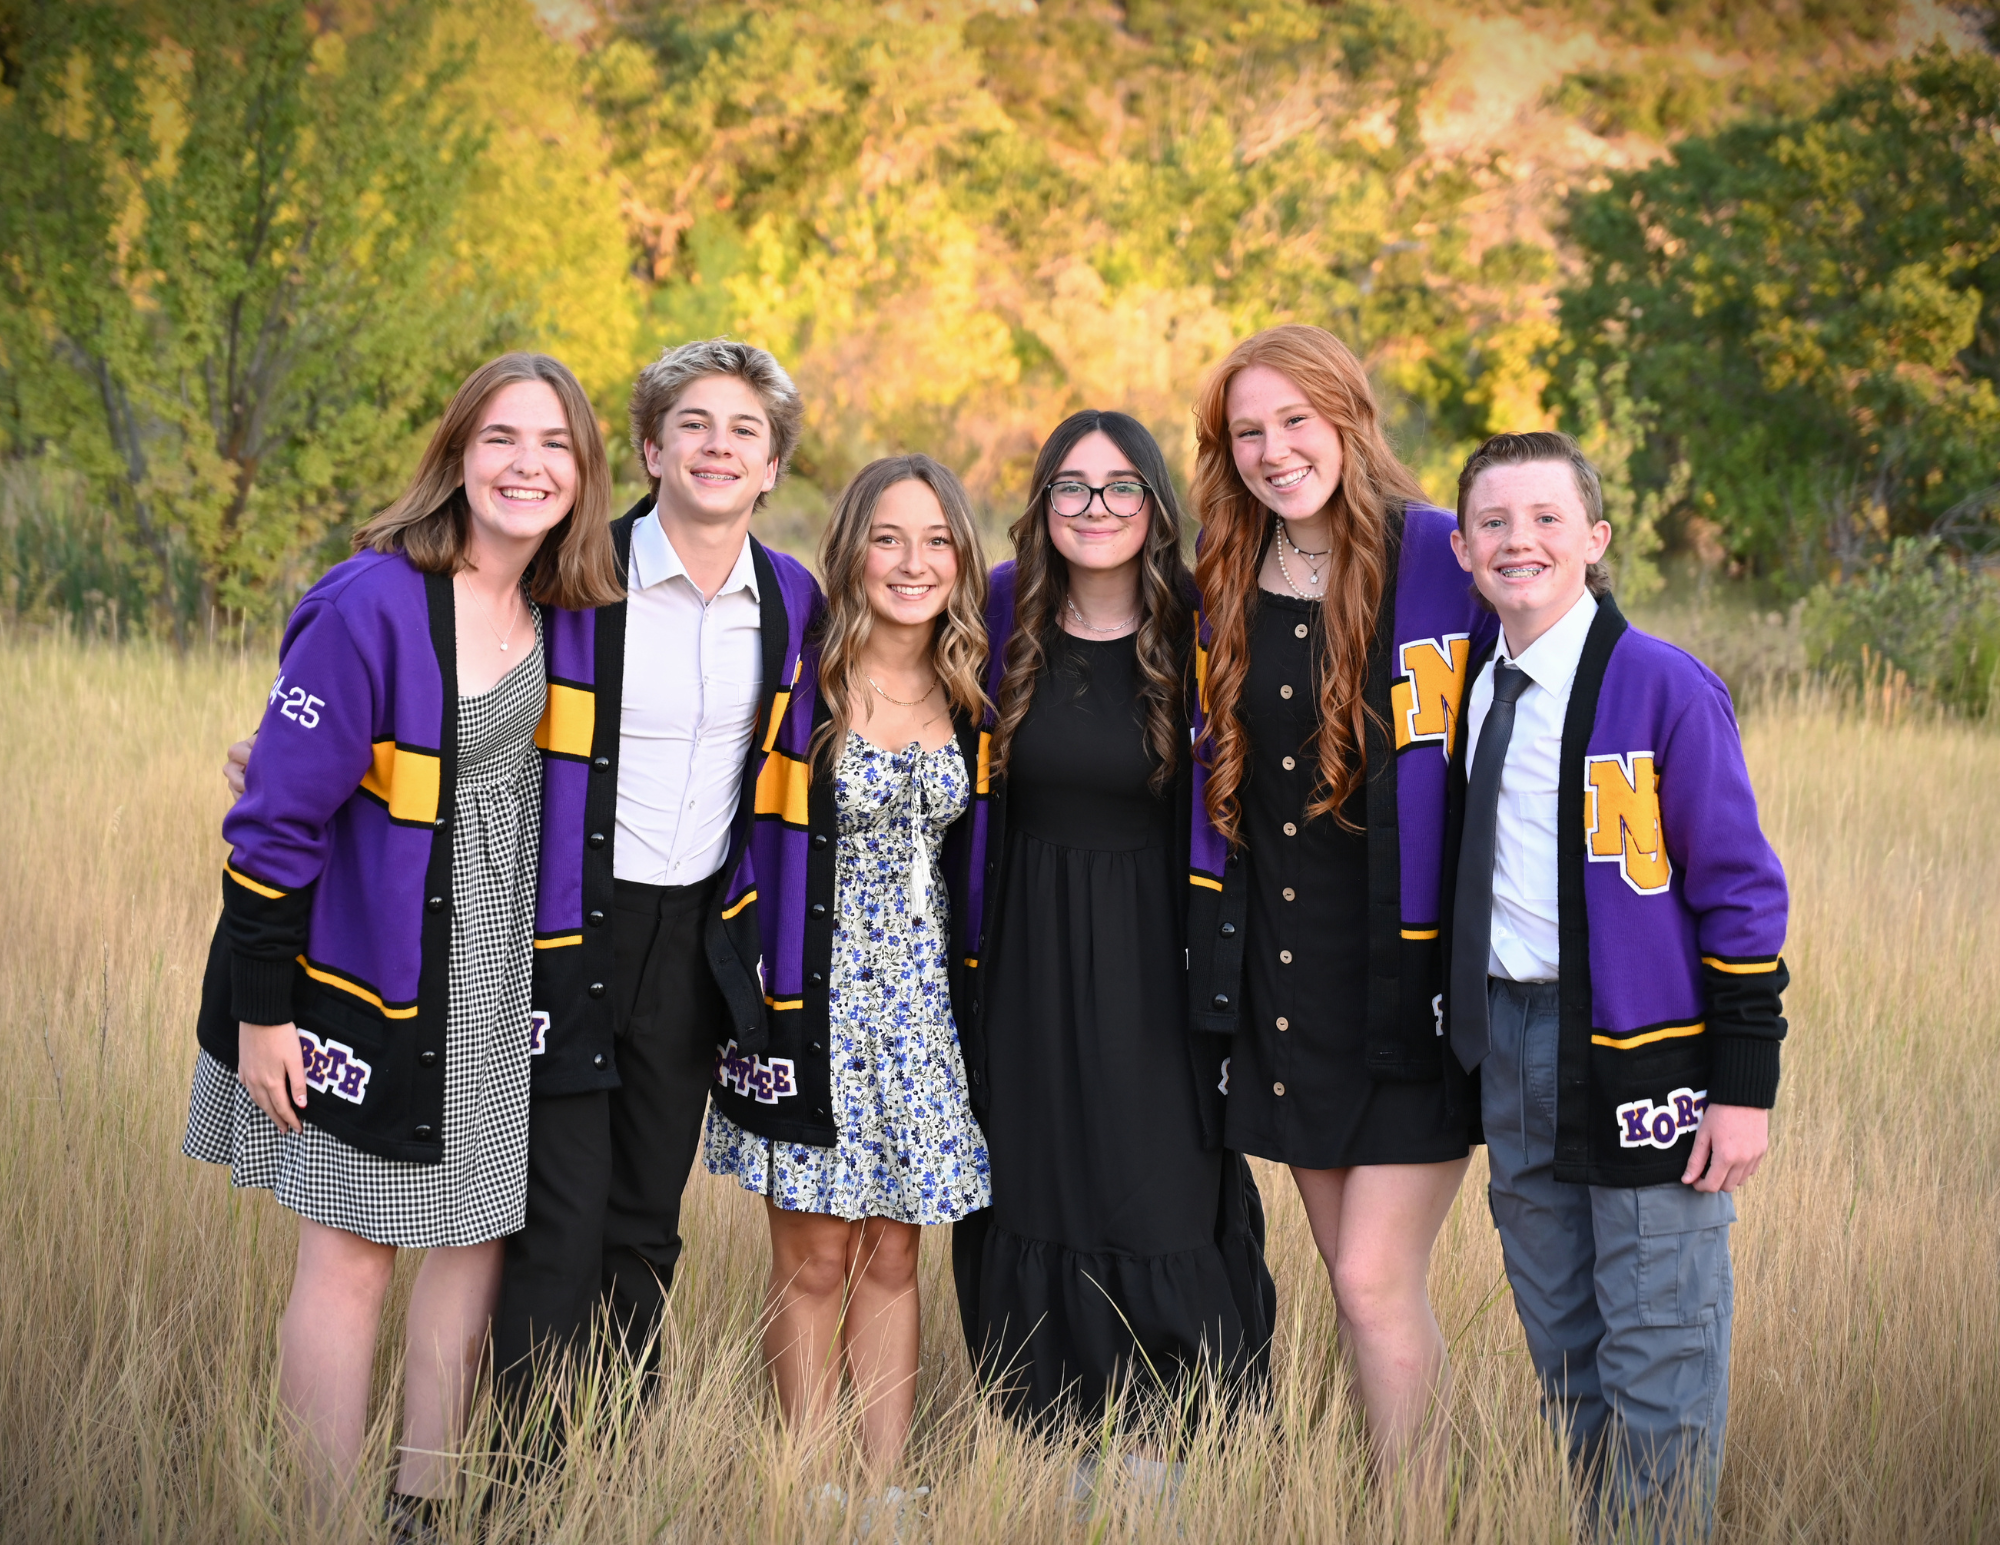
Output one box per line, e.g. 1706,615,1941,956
1274,519,1329,599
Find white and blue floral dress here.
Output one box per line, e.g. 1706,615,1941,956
703,734,991,1225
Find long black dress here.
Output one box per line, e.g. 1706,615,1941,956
953,631,1275,1429
1222,590,1474,1168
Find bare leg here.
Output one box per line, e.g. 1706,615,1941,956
762,1204,859,1445
841,1218,921,1473
394,1239,505,1498
278,1220,398,1508
1292,1159,1471,1476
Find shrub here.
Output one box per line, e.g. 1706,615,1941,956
1801,538,2000,715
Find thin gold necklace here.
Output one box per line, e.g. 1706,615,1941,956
866,672,938,708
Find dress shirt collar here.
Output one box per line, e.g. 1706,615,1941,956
629,508,760,601
1497,588,1599,698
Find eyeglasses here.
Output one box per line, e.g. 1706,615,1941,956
1045,478,1151,519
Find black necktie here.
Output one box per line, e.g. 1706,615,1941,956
1451,660,1530,1073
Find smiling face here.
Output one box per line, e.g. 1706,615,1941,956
460,379,579,551
1046,429,1151,576
1452,459,1612,650
643,372,779,526
864,478,959,632
1225,363,1347,530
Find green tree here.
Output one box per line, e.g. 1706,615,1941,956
0,0,488,634
1556,46,2000,590
592,0,1558,502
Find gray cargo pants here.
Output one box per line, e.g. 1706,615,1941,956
1483,978,1735,1541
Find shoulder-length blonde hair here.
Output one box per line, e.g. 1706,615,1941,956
353,352,624,610
1191,324,1426,845
811,455,990,771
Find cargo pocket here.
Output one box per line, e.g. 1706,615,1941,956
1635,1184,1735,1329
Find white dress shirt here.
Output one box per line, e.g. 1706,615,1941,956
615,514,763,886
1464,589,1599,982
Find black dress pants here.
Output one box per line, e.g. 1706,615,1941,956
495,875,727,1386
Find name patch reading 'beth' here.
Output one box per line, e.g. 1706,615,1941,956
715,1040,797,1105
298,1030,373,1104
1615,1087,1707,1150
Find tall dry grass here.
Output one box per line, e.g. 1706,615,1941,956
0,629,1994,1543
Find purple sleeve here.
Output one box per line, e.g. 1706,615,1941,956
219,601,379,1021
1658,677,1790,1105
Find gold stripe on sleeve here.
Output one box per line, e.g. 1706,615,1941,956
296,956,420,1019
224,859,286,900
1590,1020,1705,1050
1702,956,1780,975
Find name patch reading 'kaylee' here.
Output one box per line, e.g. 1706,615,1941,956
1616,1086,1707,1150
715,1040,798,1105
298,1030,373,1104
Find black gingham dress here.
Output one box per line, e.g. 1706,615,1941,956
183,635,545,1249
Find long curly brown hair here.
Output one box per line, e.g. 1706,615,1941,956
990,411,1192,793
1191,326,1426,845
810,455,991,772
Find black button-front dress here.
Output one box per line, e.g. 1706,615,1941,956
1223,590,1473,1169
955,630,1275,1429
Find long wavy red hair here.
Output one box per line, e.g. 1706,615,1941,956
1191,325,1426,845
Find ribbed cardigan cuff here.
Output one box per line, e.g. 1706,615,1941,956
231,955,297,1027
1706,1034,1780,1109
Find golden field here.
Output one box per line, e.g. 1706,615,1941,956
0,628,1994,1544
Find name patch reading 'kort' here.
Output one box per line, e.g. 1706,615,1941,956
528,1011,549,1056
298,1029,372,1104
715,1040,797,1105
1615,1087,1707,1150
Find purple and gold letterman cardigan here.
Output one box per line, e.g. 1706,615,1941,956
194,548,603,1164
1186,503,1501,1091
530,506,829,1125
1445,593,1790,1186
196,519,835,1162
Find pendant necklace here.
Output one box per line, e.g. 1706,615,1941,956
1274,518,1330,600
473,579,521,652
1066,596,1138,635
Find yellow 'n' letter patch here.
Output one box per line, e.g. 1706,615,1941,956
1390,635,1471,755
1585,751,1672,894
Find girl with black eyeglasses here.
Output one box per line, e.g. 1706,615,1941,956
951,411,1275,1460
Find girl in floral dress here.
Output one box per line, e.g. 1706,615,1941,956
704,454,991,1471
